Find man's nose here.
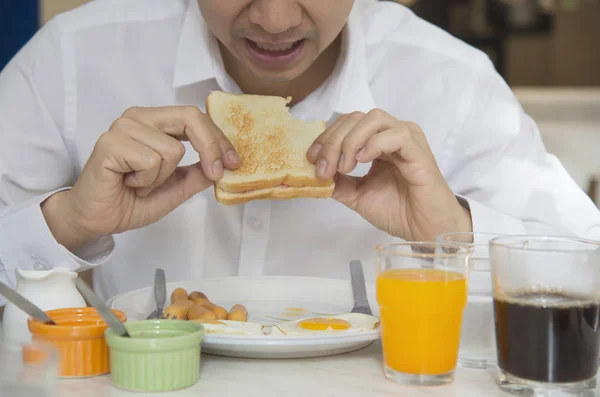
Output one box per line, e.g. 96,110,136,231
248,0,302,35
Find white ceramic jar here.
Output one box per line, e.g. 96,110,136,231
2,267,87,344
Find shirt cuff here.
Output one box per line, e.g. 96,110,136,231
456,195,527,235
0,189,114,304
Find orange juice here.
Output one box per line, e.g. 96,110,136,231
377,268,467,375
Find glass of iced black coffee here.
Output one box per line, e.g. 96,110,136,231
490,236,600,396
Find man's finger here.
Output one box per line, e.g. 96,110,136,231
133,161,213,215
174,162,214,200
120,106,241,180
111,139,162,188
315,112,364,180
358,127,423,165
336,109,397,173
306,113,350,163
218,135,242,169
358,128,441,187
116,119,186,197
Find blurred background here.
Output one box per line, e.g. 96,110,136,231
1,0,599,204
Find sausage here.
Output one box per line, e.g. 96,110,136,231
170,288,189,304
189,291,208,301
199,301,229,320
188,304,218,321
189,291,209,305
163,300,194,320
228,304,248,322
190,296,209,305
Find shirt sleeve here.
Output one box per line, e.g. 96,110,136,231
0,20,115,305
445,60,600,240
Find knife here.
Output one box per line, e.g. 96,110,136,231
349,260,373,316
75,278,130,337
0,281,56,325
146,268,166,320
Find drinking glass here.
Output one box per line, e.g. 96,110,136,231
376,242,471,386
437,232,506,369
0,339,59,397
490,235,600,396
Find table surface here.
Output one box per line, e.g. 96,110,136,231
2,315,599,397
55,342,514,397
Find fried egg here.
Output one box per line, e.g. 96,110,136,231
274,313,380,336
266,325,286,336
192,320,265,336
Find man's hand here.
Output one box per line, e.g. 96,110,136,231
307,109,472,241
42,106,241,252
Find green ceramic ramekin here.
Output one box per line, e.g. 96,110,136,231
105,320,203,392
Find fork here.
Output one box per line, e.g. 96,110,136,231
146,268,166,320
162,313,177,320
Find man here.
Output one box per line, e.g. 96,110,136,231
0,0,598,304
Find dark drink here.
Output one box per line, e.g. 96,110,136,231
494,289,600,383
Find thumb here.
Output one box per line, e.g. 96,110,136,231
142,161,213,208
332,173,362,211
174,161,215,202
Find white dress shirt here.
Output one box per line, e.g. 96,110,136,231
1,0,599,305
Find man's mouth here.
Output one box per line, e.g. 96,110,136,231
248,39,303,53
245,39,305,67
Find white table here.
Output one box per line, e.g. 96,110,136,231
56,342,510,397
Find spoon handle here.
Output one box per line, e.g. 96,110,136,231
75,278,130,338
0,281,56,324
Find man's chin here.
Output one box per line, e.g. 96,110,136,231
244,64,307,85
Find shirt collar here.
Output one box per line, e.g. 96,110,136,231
173,1,376,116
173,0,221,88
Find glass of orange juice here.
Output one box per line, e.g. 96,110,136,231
376,242,471,386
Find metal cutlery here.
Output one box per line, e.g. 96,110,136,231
0,281,56,325
75,278,131,338
146,268,166,320
349,260,373,316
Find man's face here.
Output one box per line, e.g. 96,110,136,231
197,0,354,83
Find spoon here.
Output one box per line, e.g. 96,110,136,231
75,278,131,338
0,281,56,325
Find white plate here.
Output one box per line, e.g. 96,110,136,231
107,276,380,359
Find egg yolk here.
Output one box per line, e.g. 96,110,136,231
298,318,351,331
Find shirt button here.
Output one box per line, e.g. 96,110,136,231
246,214,263,230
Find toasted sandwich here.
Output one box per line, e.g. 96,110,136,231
206,91,335,206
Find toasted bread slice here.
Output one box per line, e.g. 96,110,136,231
206,91,334,204
214,185,335,206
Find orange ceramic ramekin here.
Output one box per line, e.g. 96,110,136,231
27,307,127,378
